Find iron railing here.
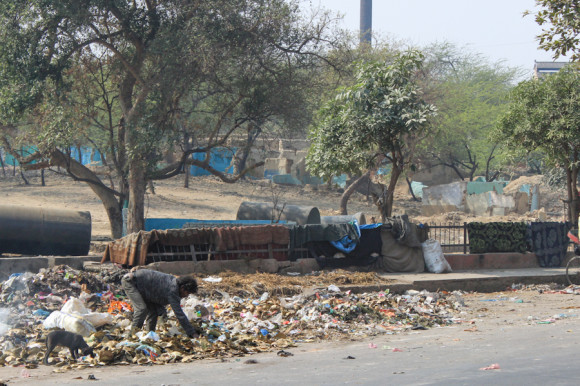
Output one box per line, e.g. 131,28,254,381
426,222,469,254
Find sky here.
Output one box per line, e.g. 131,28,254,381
306,0,566,78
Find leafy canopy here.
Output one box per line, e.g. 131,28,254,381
528,0,580,61
307,50,437,179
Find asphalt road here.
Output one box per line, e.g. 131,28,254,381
1,313,578,386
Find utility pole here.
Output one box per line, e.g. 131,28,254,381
360,0,372,46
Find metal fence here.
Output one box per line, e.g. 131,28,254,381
144,222,574,263
425,222,575,254
426,222,469,254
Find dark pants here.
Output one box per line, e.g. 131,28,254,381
121,274,164,332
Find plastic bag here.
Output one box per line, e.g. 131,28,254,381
61,297,89,315
421,239,452,273
42,311,96,337
59,298,113,328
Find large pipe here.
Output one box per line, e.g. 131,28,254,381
321,212,366,225
360,0,372,46
0,205,91,256
236,202,321,225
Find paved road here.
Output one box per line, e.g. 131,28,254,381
1,313,578,386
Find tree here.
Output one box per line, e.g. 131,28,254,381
493,65,580,224
306,50,437,221
0,0,338,238
528,0,580,61
416,43,522,182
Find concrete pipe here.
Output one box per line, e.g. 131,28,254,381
321,212,366,225
0,205,91,256
236,201,321,225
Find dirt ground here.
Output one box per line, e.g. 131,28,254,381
0,170,569,240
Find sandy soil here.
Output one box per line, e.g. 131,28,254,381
0,170,568,240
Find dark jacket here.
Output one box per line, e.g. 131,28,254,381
132,269,195,336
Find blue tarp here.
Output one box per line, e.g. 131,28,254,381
190,148,236,176
330,222,382,254
3,146,103,166
4,146,39,166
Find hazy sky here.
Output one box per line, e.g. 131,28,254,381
306,0,564,77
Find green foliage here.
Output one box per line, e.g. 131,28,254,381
0,0,341,234
493,66,580,165
528,0,580,61
307,50,437,179
494,65,580,222
418,43,522,180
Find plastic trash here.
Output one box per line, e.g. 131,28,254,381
3,272,34,293
327,285,340,293
32,309,51,318
139,331,160,342
60,297,113,328
480,363,500,370
42,311,96,337
202,276,222,283
421,239,452,273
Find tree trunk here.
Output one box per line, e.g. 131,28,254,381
41,169,45,186
406,176,419,201
340,171,371,215
29,150,125,238
126,158,146,234
183,132,192,188
373,165,402,222
19,168,29,185
233,125,261,176
0,153,5,177
567,166,579,226
184,164,190,188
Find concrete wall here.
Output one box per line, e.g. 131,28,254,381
422,181,467,215
0,256,102,281
466,191,516,216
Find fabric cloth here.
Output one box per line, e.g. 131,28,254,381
213,225,290,252
289,223,360,252
382,215,422,248
306,224,382,268
102,226,290,266
528,222,571,267
466,222,528,254
102,229,215,266
373,228,425,273
121,269,196,337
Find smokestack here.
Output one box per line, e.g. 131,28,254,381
360,0,372,46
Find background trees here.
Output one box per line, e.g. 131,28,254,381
415,43,522,182
0,0,339,237
306,51,437,221
493,65,580,224
529,0,580,61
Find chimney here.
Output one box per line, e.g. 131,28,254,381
360,0,372,46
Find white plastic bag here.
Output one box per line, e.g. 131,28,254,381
421,239,452,273
42,311,96,337
59,297,113,328
61,297,90,315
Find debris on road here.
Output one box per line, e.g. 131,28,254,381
0,265,468,369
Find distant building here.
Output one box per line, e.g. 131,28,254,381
533,61,569,78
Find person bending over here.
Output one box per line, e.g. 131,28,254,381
121,269,199,338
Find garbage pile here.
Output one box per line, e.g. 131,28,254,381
0,265,467,370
